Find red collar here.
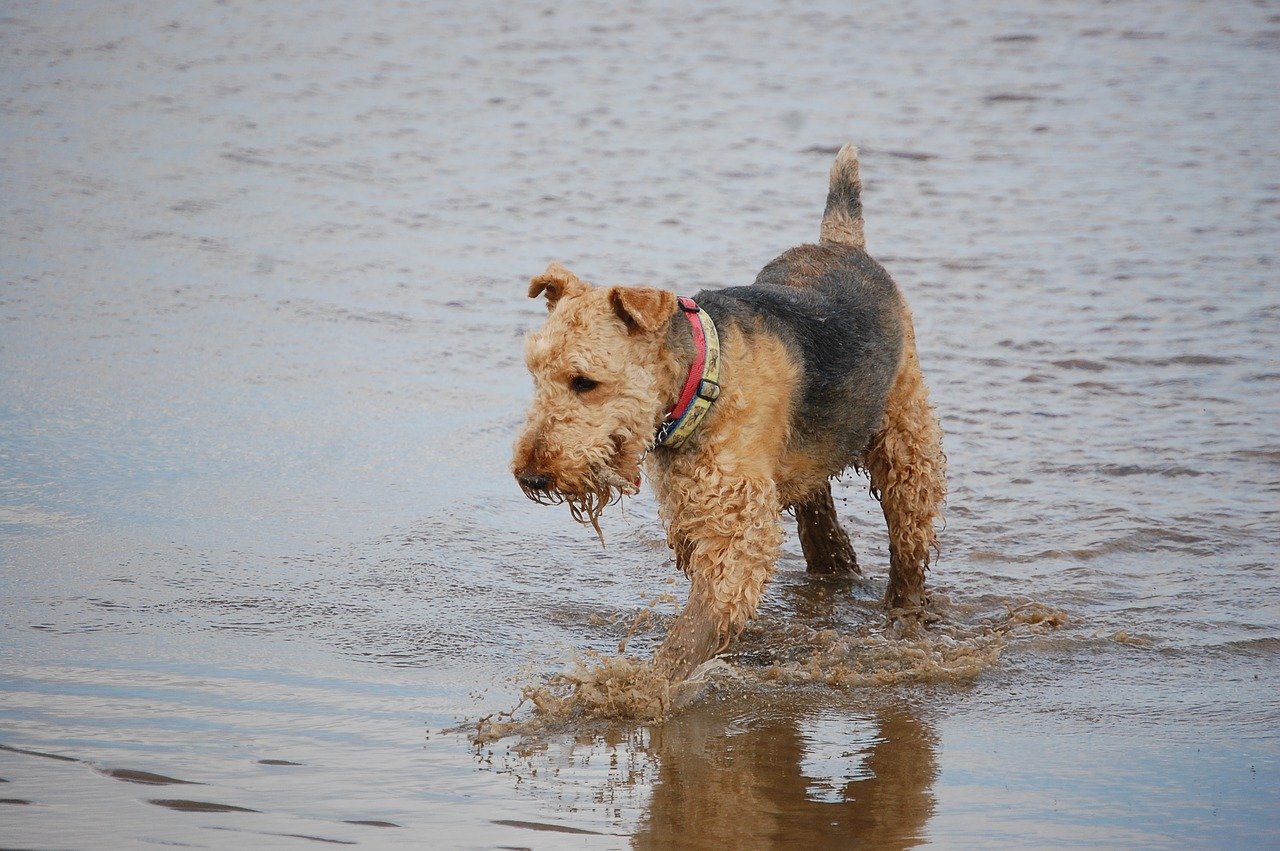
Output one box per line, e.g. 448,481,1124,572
655,296,721,448
668,297,707,416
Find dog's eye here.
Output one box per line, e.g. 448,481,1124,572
570,376,599,393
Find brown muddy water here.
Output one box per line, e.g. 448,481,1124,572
2,1,1278,848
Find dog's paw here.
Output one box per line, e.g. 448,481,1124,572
667,657,742,711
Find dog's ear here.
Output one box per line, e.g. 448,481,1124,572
608,286,678,335
528,261,586,310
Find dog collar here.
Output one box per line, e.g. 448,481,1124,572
655,296,721,449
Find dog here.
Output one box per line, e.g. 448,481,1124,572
512,145,945,680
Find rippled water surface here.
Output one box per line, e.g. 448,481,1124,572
3,1,1278,848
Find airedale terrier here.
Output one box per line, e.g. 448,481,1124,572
513,145,946,680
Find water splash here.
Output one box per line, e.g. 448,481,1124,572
470,593,1069,744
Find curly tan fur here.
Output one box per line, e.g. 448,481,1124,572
865,306,947,614
648,327,796,632
513,264,683,535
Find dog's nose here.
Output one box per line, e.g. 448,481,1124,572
518,471,551,492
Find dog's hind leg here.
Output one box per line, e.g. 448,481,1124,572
793,482,860,575
865,315,946,615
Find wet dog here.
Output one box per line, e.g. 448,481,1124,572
512,145,945,680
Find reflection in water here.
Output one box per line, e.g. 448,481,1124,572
635,702,936,850
488,698,938,850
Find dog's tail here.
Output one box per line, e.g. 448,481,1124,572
819,144,865,249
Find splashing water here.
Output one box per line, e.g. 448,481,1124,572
469,592,1068,745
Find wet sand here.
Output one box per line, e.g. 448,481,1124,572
3,1,1278,848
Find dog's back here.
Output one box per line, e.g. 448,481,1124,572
695,146,906,472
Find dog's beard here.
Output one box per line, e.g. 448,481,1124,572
519,466,639,545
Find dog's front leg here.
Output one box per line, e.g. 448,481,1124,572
653,474,783,681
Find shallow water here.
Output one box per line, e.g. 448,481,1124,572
2,0,1278,848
